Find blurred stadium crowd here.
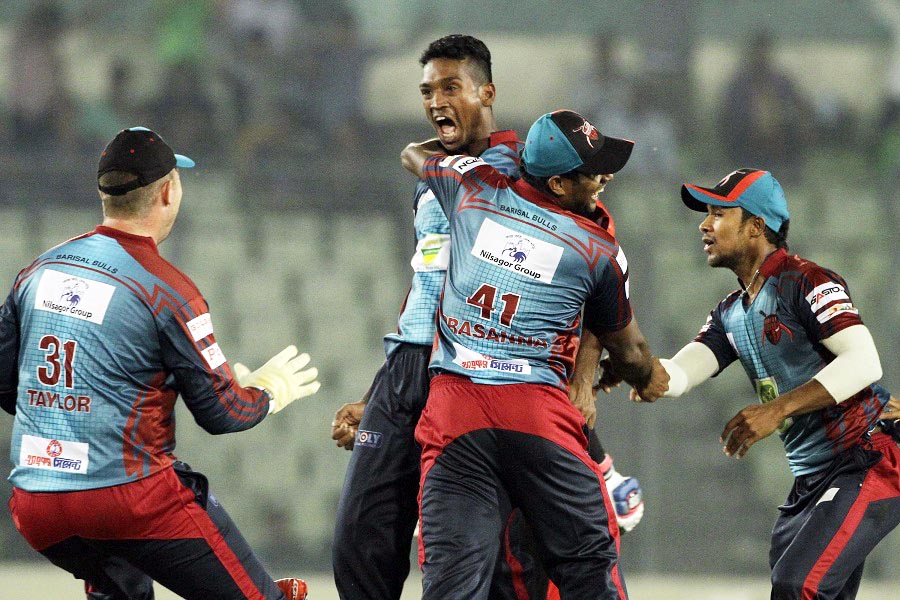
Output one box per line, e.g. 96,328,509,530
0,0,897,583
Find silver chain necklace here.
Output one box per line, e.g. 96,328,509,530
741,268,762,298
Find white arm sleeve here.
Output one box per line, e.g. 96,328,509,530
813,324,882,403
660,342,719,398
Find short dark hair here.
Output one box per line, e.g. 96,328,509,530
520,164,581,197
741,208,789,250
419,34,492,84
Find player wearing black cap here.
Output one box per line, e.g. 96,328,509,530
1,127,316,600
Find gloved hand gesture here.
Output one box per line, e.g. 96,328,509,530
233,345,320,414
600,455,644,534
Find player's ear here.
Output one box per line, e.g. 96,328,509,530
479,82,496,107
547,175,567,197
159,177,173,207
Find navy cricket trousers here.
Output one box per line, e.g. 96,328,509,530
416,374,626,600
769,433,900,599
10,462,285,600
332,344,432,600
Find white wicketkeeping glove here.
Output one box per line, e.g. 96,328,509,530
600,454,644,533
233,345,320,414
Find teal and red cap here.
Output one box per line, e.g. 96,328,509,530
681,168,790,231
522,110,634,178
98,127,195,196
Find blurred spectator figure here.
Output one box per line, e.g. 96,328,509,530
213,0,308,165
77,59,147,151
570,36,633,137
570,36,679,180
146,60,221,162
720,31,818,174
869,0,900,197
7,2,78,154
296,1,370,155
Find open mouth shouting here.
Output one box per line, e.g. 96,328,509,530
433,114,461,147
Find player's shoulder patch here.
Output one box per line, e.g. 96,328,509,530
440,155,487,175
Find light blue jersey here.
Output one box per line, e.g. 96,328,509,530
696,249,890,475
384,131,523,356
0,227,269,492
422,155,632,390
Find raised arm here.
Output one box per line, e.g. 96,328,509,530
400,138,446,178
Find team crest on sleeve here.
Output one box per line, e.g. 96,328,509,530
34,269,116,325
471,218,563,283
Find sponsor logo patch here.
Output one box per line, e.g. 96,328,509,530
440,155,486,174
34,269,116,325
20,434,89,474
451,342,532,375
816,303,858,324
355,430,383,448
471,219,563,283
754,377,792,433
411,233,450,272
187,313,214,342
200,343,227,370
805,282,849,312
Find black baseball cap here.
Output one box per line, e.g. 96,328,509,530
521,110,634,177
98,127,195,196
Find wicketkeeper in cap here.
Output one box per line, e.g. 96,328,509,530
1,126,316,600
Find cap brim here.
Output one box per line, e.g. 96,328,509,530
175,154,195,169
579,136,634,175
681,184,740,212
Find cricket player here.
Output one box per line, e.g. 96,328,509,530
331,36,643,600
402,109,669,599
0,127,316,600
630,168,900,599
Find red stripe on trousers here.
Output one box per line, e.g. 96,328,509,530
502,511,531,600
801,434,900,599
415,374,625,598
10,467,266,599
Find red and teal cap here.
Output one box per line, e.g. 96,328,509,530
681,168,789,231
